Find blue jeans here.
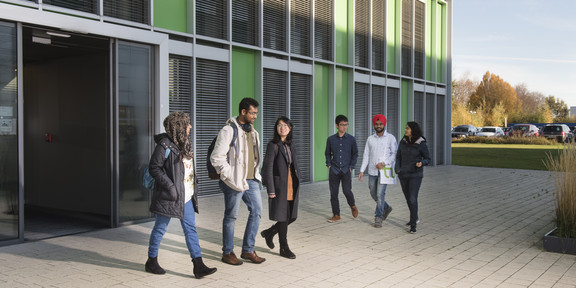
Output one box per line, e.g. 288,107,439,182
148,200,201,259
368,175,391,218
220,179,262,255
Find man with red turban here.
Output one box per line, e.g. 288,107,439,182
358,114,397,228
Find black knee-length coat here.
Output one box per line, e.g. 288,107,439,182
261,141,301,222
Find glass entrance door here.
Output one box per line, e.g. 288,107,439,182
116,41,154,222
0,22,18,241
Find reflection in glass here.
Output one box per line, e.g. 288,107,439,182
0,23,18,241
118,42,153,222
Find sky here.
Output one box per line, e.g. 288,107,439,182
452,0,576,107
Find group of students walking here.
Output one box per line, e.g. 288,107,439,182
143,97,430,279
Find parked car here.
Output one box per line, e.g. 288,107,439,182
542,124,571,142
476,126,504,137
451,125,477,138
508,124,540,137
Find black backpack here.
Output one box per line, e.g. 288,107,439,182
207,123,238,180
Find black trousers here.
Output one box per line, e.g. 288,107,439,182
398,174,422,225
329,170,356,216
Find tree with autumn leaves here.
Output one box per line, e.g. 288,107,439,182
452,71,571,127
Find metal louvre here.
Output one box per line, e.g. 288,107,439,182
414,91,424,126
401,0,412,76
262,69,287,148
43,0,97,14
196,0,228,40
290,0,311,56
314,0,332,60
414,0,425,79
168,55,192,114
232,0,259,46
103,0,149,24
355,0,369,68
372,85,385,117
436,95,445,165
196,59,229,196
426,93,435,165
354,82,369,176
386,87,400,140
290,73,312,183
372,0,385,71
263,0,287,52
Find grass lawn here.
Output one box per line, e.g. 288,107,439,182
451,143,564,170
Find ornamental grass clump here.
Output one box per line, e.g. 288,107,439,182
544,143,576,238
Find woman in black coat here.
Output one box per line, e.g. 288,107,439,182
145,112,216,278
395,121,431,234
260,116,301,259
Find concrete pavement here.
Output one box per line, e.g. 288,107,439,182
1,165,575,287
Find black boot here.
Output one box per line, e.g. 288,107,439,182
279,246,296,259
260,225,278,249
145,256,166,275
192,257,217,279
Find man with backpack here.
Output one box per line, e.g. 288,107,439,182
210,97,265,265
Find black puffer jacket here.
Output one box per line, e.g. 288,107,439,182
395,136,431,178
149,133,199,219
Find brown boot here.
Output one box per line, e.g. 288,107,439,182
327,215,341,223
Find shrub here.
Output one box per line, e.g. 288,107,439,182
544,143,576,238
452,136,555,145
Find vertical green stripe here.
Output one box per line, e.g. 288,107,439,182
335,0,349,64
387,0,396,73
314,64,330,181
438,2,446,83
426,0,433,81
335,67,349,123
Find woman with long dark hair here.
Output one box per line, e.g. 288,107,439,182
145,112,217,278
395,121,431,234
260,116,301,259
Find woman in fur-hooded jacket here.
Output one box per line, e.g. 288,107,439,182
395,121,431,234
145,112,216,279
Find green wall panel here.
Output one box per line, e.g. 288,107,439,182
232,47,259,130
154,0,187,33
335,0,350,64
335,67,349,126
314,64,330,181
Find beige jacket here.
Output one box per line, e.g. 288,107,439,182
210,117,262,191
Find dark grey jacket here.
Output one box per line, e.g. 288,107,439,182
261,141,301,222
149,133,199,219
395,136,431,178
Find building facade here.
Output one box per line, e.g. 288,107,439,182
0,0,452,245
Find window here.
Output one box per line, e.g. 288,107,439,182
290,73,312,183
263,0,287,51
196,59,229,196
291,0,311,56
355,0,369,68
168,55,192,113
104,0,149,24
386,87,400,139
401,0,412,76
233,0,258,46
43,0,97,14
314,0,332,60
414,0,425,79
262,69,287,146
197,0,228,40
372,0,386,71
354,82,369,175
